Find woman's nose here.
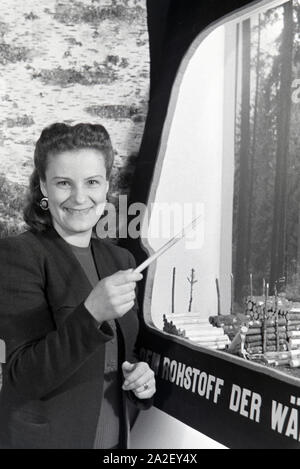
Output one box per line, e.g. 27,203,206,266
72,185,88,204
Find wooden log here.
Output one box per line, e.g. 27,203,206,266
248,318,287,327
274,358,290,366
287,324,300,331
264,350,300,360
247,344,288,354
286,313,300,320
290,358,300,368
288,308,300,314
287,320,300,326
265,358,290,366
194,341,228,350
246,333,287,343
189,334,230,344
246,339,287,348
246,326,287,335
246,327,262,335
287,331,300,338
209,315,239,327
288,338,300,348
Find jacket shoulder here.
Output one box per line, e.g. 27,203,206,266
0,230,43,253
0,229,32,242
0,230,46,272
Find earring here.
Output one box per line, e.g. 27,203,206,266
39,197,49,211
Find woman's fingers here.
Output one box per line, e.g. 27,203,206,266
112,270,143,286
111,291,136,306
85,270,142,322
122,362,156,398
122,361,148,384
116,300,135,315
123,368,153,388
114,282,136,295
133,380,156,398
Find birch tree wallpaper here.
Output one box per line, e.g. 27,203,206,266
0,0,149,238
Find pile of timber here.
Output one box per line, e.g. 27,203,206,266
209,313,249,340
244,318,288,354
263,349,300,367
244,302,300,355
210,298,300,364
163,314,230,350
245,295,290,317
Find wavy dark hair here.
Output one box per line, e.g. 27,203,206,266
23,122,114,232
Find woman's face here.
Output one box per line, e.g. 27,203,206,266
40,148,109,242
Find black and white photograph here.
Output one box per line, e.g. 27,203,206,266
0,0,300,451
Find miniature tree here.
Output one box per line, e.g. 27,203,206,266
171,267,176,314
187,268,197,312
215,278,221,316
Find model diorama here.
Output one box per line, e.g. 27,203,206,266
163,269,300,373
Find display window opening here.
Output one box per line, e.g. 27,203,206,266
140,0,300,379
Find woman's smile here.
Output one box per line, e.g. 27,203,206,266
63,207,93,215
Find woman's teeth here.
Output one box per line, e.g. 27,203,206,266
64,208,92,214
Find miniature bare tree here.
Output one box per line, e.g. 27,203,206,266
171,267,176,314
187,268,197,312
215,278,221,316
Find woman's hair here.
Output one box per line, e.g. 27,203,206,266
23,122,114,232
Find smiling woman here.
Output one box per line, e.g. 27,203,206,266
39,147,109,247
0,122,156,449
23,123,114,237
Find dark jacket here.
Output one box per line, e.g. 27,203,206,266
0,228,150,449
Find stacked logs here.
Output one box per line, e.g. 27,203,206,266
163,314,230,349
209,297,300,366
243,298,300,362
244,318,288,354
162,314,186,338
209,313,249,340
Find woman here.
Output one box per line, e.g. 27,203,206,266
0,122,156,449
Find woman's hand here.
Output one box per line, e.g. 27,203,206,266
122,361,156,399
84,269,142,323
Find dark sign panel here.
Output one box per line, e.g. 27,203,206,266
139,327,300,448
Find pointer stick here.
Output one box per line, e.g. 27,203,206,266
134,215,202,274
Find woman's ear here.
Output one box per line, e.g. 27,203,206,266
40,180,48,198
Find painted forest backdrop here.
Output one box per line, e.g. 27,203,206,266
0,0,149,238
233,0,300,303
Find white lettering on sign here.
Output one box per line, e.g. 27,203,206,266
140,348,300,445
272,398,300,441
229,384,262,423
161,356,224,404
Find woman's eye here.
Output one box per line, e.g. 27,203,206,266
57,180,70,187
88,180,100,185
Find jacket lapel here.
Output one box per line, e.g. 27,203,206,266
37,228,93,311
90,237,114,280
